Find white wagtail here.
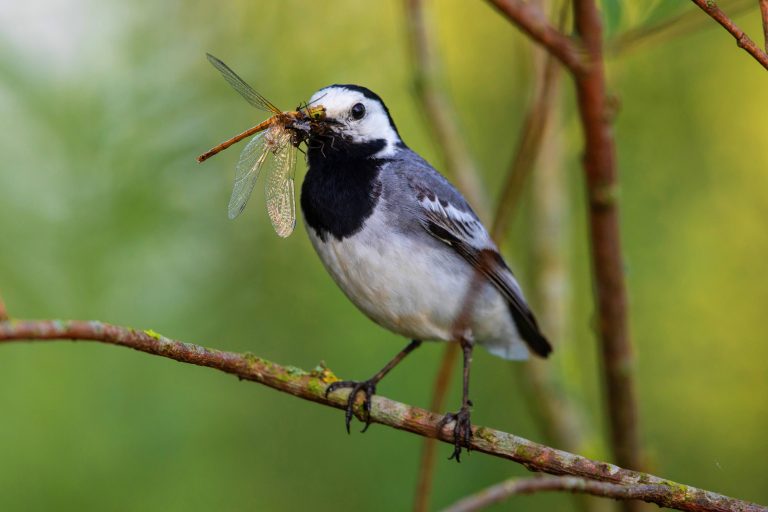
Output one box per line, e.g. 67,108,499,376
299,85,552,460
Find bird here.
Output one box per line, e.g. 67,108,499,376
299,84,552,461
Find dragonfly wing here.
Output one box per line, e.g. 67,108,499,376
228,131,269,219
206,54,282,115
264,130,297,238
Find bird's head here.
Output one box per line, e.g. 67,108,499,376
303,85,403,159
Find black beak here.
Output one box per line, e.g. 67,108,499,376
304,116,342,139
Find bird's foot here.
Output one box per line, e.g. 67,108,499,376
325,379,378,433
438,401,473,462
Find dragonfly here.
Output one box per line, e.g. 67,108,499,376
197,54,325,237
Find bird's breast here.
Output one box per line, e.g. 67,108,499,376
305,207,481,341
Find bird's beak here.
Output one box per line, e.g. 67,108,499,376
282,105,321,140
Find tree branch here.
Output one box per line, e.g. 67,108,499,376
690,0,768,70
441,476,678,512
485,0,586,74
0,319,765,512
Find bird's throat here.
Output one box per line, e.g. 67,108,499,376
300,137,385,242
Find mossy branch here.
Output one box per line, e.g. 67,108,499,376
441,475,767,512
0,318,764,512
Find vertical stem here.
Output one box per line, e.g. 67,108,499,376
573,0,642,486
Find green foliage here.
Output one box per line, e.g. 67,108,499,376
0,0,766,510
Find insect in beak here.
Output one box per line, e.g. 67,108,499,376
197,53,330,236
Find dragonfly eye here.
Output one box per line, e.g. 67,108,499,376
304,105,326,120
351,102,366,120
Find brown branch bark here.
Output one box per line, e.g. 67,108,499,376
0,319,765,512
760,0,768,53
442,476,683,512
485,0,586,74
690,0,768,70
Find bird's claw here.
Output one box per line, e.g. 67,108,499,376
438,402,473,462
325,379,377,433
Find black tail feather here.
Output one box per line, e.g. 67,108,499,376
506,304,552,358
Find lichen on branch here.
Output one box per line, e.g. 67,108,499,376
0,319,764,512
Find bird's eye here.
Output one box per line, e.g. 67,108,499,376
351,102,366,120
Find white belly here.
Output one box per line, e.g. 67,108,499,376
305,210,529,359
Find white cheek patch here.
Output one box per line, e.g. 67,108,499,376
309,86,401,157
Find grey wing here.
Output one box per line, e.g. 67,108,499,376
404,160,552,357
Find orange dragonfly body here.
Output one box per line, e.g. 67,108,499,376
197,54,324,237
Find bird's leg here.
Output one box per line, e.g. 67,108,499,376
325,339,422,433
438,334,474,462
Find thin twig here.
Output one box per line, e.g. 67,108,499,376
0,319,765,512
485,0,586,74
441,476,672,512
760,0,768,53
404,0,489,220
413,342,458,512
690,0,768,70
610,0,756,57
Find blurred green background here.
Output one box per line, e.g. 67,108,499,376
1,1,766,510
